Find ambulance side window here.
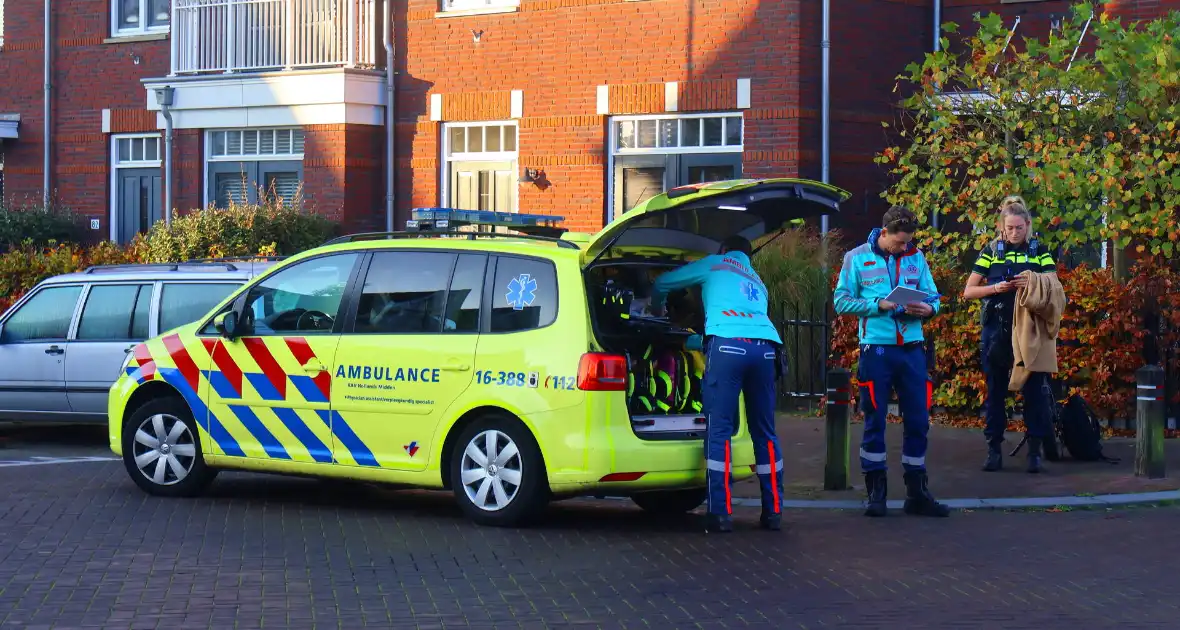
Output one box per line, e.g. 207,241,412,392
353,251,456,334
489,255,558,333
237,253,360,336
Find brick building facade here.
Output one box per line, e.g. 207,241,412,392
0,0,1176,244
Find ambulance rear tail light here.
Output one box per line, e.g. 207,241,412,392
577,353,628,391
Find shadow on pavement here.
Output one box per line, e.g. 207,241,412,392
197,474,711,533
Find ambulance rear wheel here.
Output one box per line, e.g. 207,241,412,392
631,488,707,514
451,414,549,527
121,397,216,498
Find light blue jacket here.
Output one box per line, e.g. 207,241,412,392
652,251,782,345
833,228,941,346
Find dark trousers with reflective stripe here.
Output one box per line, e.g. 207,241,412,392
981,324,1054,447
701,336,781,516
857,343,931,473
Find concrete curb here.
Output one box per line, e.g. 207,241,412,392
598,490,1180,510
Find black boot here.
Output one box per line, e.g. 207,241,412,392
903,470,951,517
759,511,782,531
705,513,733,533
863,470,888,517
1027,437,1047,474
982,443,1003,472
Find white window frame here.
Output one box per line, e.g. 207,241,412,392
206,128,306,162
439,120,520,213
203,127,306,209
605,112,745,223
111,0,171,38
109,133,162,243
440,0,520,13
610,112,745,157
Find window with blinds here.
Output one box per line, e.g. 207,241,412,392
206,128,305,209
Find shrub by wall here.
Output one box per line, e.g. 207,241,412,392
0,200,85,251
0,202,337,312
135,201,337,263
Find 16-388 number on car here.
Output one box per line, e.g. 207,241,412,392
476,370,531,387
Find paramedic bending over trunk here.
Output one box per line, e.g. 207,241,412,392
650,235,784,534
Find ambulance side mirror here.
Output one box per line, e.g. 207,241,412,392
213,311,239,341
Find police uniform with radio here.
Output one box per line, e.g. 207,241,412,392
974,234,1057,470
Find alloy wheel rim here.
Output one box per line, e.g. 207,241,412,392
132,413,197,486
460,430,523,512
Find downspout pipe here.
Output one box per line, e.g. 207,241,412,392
820,0,830,237
42,0,51,207
160,101,174,228
933,0,941,53
932,0,941,231
383,0,395,232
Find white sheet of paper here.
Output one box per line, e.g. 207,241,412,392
884,286,933,305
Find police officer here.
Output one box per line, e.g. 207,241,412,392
650,235,784,533
962,196,1057,474
833,205,950,518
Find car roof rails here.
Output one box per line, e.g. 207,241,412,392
81,258,279,274
184,255,288,264
322,208,579,250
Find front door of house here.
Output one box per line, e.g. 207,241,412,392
117,168,162,244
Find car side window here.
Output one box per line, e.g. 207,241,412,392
160,282,240,333
490,256,558,333
239,254,359,336
445,254,487,333
0,285,84,343
76,284,154,341
354,251,457,334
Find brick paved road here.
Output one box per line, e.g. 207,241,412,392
1,457,1179,628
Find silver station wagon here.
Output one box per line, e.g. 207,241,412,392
0,258,281,424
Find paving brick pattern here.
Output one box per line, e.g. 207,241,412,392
1,460,1178,629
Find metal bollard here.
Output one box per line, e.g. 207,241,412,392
824,368,852,490
1135,365,1167,479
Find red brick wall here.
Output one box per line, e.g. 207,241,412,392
0,0,169,236
396,0,809,231
797,0,932,240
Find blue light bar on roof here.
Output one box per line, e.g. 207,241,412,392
406,207,566,232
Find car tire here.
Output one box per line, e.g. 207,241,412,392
121,396,217,498
631,488,707,515
450,413,549,527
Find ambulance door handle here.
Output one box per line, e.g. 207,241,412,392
441,362,470,372
302,359,326,373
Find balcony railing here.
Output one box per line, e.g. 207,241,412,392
172,0,379,75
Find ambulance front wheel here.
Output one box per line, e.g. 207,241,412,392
631,488,707,515
451,413,549,527
121,396,217,498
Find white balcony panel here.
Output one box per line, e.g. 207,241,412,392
144,69,386,129
173,0,379,75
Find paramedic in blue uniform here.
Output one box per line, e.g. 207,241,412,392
650,235,784,533
962,196,1057,474
833,205,950,518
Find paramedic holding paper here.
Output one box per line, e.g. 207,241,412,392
650,235,784,534
833,205,950,519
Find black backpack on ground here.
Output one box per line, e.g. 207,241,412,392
1057,393,1119,463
